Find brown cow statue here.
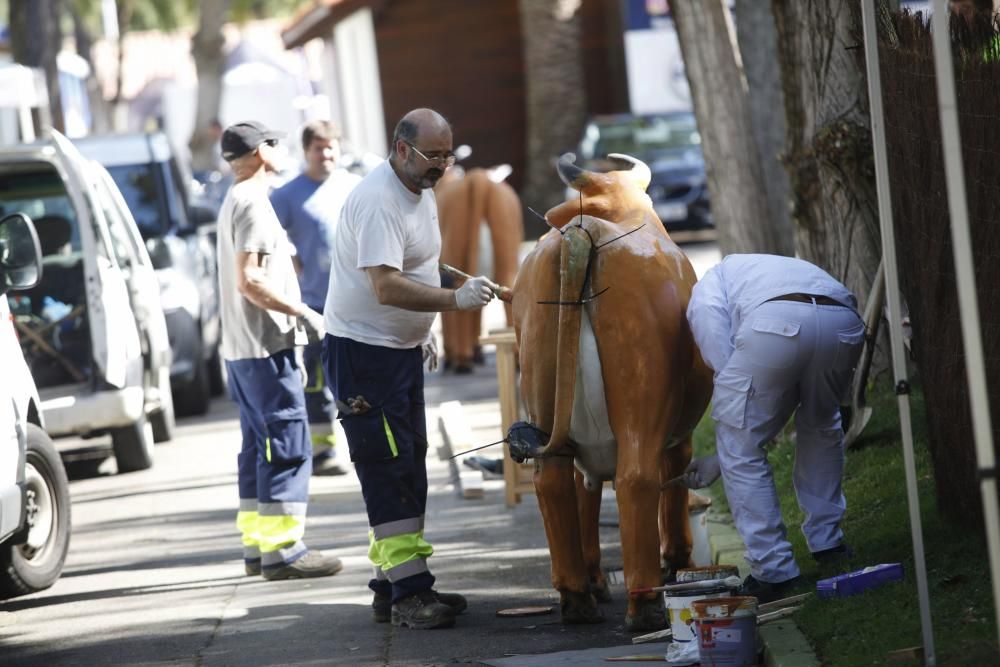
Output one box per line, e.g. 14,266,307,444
436,167,524,372
510,153,712,631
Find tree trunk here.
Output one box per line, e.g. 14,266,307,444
772,0,881,305
190,0,231,172
518,0,587,235
671,0,783,255
734,0,794,256
9,0,66,133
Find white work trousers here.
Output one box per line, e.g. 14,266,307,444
696,299,864,583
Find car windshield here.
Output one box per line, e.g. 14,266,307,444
583,114,701,160
0,168,81,252
105,163,168,240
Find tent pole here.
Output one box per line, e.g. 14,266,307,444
860,3,936,664
930,0,1000,648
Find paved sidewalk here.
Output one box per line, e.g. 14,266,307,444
300,349,821,666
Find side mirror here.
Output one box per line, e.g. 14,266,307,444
190,204,217,227
0,213,43,295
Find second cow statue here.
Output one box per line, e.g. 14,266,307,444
436,166,524,372
511,153,713,631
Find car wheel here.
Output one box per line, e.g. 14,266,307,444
173,348,211,417
111,415,154,473
0,424,72,599
150,366,175,443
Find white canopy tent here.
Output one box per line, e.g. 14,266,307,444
859,2,1000,665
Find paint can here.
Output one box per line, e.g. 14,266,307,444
663,566,739,644
692,596,759,667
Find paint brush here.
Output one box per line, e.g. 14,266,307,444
439,263,514,303
629,575,743,597
660,474,687,489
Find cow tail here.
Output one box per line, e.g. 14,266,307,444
541,221,592,457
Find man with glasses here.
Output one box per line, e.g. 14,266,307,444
322,108,496,629
216,121,344,581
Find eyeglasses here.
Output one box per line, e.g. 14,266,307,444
405,142,457,167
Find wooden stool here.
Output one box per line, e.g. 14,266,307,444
479,329,534,507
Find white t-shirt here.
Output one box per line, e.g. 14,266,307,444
217,177,305,360
323,160,441,349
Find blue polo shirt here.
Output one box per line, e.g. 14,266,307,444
270,169,361,310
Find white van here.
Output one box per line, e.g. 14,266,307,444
0,131,173,472
1,212,71,598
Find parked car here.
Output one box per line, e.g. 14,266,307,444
73,132,223,417
573,112,712,232
0,130,173,472
1,212,72,598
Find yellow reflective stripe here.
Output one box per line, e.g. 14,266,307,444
236,510,260,548
382,413,398,457
257,513,306,554
311,432,336,446
369,530,433,570
265,437,271,463
304,361,326,392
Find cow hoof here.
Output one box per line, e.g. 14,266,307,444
589,578,612,604
625,598,666,633
560,591,604,625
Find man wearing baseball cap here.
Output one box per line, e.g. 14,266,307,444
216,120,342,580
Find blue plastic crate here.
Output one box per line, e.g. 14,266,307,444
816,563,904,599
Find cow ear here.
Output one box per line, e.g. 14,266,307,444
607,153,651,191
557,152,589,190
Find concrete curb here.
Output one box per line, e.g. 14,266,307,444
703,495,820,667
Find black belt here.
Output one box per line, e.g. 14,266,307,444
768,293,846,307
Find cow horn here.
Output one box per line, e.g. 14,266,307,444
607,153,652,190
557,152,589,189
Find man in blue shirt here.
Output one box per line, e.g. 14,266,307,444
271,120,361,475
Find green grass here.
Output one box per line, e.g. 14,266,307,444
692,378,999,666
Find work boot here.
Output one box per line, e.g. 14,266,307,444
812,543,853,565
262,550,344,581
373,589,467,623
737,574,805,604
245,559,262,576
391,590,456,629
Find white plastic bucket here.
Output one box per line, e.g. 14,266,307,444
664,566,739,643
665,585,732,643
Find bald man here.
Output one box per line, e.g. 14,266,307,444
322,109,496,629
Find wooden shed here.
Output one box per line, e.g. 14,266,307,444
282,0,628,191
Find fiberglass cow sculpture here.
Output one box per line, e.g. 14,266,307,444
436,166,524,372
510,153,713,631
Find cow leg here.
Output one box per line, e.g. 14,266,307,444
615,424,673,632
659,438,694,580
575,472,610,603
536,457,603,624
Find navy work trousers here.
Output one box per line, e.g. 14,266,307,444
323,334,435,602
227,348,312,570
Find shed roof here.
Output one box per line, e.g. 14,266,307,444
282,0,377,49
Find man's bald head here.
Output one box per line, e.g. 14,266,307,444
392,108,451,148
390,108,454,192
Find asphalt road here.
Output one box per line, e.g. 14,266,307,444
1,240,721,667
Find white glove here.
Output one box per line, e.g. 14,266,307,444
298,306,326,344
455,276,497,310
679,454,722,489
422,336,439,373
